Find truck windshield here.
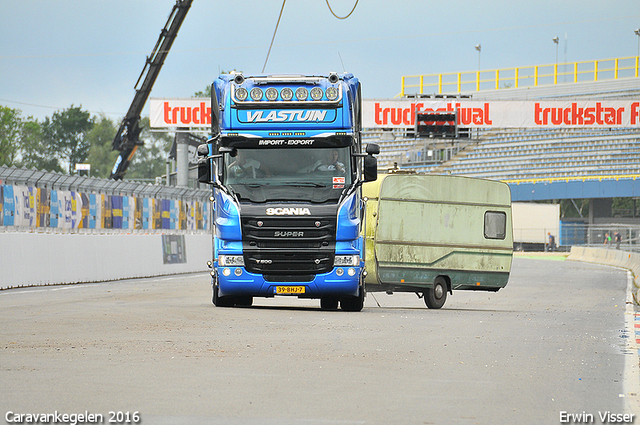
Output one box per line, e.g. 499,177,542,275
223,147,352,202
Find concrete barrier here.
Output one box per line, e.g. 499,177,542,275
568,246,586,262
0,232,212,290
567,246,640,305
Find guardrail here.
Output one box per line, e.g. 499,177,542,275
558,224,640,252
0,166,211,233
567,246,640,305
401,56,640,96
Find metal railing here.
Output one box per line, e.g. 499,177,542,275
559,223,640,252
400,56,640,96
502,173,640,186
0,166,211,234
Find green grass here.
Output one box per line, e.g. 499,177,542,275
513,252,568,261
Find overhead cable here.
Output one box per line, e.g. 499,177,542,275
262,0,287,73
325,0,359,19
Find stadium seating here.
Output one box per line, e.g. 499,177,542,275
369,72,640,180
369,127,640,179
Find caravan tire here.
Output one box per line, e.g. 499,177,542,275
425,276,448,309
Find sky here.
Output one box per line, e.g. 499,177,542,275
1,0,639,122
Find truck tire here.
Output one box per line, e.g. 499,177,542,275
341,287,365,312
235,296,253,307
212,283,235,307
211,277,219,305
424,276,448,309
320,297,339,310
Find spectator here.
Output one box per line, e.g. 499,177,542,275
547,232,555,252
614,232,621,250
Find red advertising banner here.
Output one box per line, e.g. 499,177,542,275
150,99,212,128
151,98,640,129
362,100,640,129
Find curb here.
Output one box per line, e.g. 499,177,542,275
568,247,639,415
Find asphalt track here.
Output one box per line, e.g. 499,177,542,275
1,257,638,425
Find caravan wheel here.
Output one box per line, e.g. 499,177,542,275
424,276,448,309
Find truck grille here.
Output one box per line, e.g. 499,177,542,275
241,211,336,275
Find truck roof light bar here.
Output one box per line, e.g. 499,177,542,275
231,83,343,105
248,75,327,83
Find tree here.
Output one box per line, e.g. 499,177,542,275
19,119,64,173
42,105,94,174
0,106,21,166
559,199,589,219
194,70,237,98
125,117,172,181
86,115,118,178
193,85,211,98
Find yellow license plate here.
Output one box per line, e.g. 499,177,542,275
276,286,306,294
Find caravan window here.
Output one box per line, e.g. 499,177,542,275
484,211,506,239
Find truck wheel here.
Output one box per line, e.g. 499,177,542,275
212,284,235,307
341,287,365,312
424,276,448,309
211,278,219,305
235,296,253,307
216,295,235,307
320,297,339,310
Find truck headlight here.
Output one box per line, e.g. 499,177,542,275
265,87,278,101
334,255,359,267
235,87,248,101
250,87,263,101
219,255,245,266
281,87,294,101
326,86,338,101
295,87,308,101
310,87,323,100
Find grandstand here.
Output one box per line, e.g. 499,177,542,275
364,57,640,248
404,127,640,181
367,57,640,183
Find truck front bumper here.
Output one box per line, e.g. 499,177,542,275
215,266,362,298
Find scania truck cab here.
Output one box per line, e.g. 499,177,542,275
198,72,378,311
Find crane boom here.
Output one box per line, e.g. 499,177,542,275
110,0,193,180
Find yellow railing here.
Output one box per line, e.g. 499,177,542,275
502,174,640,185
400,56,640,96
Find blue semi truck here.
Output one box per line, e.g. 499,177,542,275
197,72,379,311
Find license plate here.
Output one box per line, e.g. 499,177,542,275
276,286,306,294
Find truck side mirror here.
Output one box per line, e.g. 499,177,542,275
197,143,210,157
363,155,377,182
197,143,212,183
362,143,378,182
198,144,231,185
366,143,380,155
198,158,212,183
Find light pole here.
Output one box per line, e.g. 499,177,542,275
552,36,559,84
475,44,481,70
635,29,640,57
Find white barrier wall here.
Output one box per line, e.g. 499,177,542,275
568,246,640,305
0,232,213,290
